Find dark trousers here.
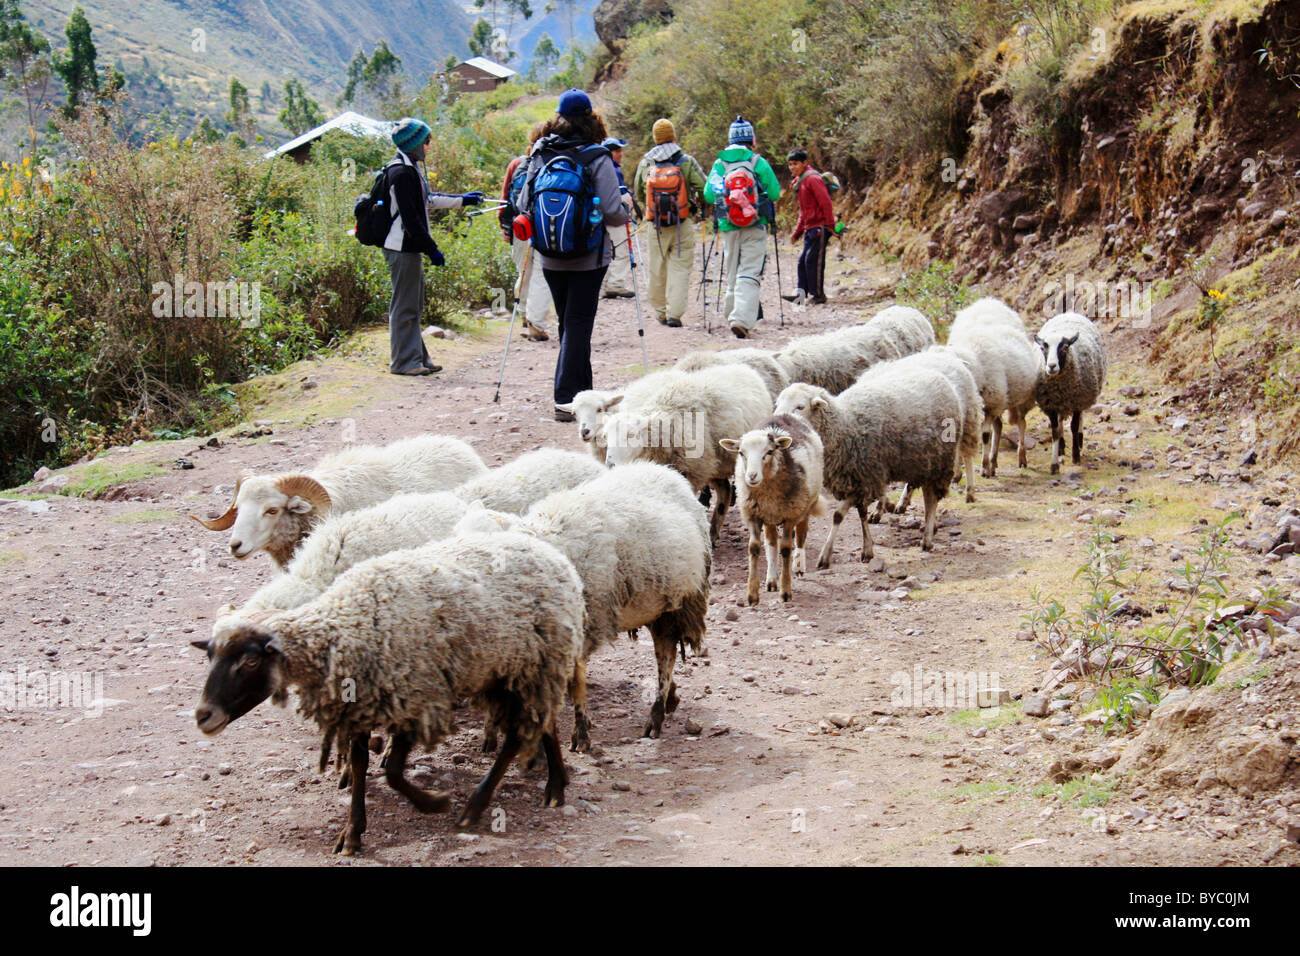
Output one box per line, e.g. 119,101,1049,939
384,249,432,373
543,266,608,405
797,227,828,298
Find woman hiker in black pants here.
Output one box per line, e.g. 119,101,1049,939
519,90,630,420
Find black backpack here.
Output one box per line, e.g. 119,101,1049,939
353,162,397,247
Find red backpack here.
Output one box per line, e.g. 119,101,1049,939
719,155,760,227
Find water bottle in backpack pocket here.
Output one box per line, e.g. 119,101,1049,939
527,144,608,259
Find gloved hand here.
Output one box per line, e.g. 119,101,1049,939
461,191,484,207
428,248,445,267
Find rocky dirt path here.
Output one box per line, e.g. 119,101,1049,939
1,241,1296,866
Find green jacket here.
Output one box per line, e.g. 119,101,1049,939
703,145,782,231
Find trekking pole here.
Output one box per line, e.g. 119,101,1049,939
626,220,649,373
492,247,529,403
771,223,786,329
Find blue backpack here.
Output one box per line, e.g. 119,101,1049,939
527,143,609,259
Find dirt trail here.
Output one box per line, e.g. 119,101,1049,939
1,238,1295,866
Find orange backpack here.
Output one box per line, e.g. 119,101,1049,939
646,151,690,229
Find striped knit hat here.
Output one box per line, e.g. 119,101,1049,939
392,117,431,152
728,115,754,145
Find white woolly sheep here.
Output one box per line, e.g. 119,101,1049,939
191,434,487,569
454,461,710,748
774,322,903,395
1034,312,1108,474
602,364,771,543
556,369,690,463
775,365,962,564
453,447,605,514
675,347,791,403
870,305,937,357
948,298,1041,477
719,414,825,605
192,531,585,855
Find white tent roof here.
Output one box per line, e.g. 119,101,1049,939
263,110,393,159
460,56,517,79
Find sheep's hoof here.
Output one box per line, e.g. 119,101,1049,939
816,558,831,571
409,789,453,814
570,729,591,753
665,685,680,714
1050,463,1060,475
859,552,873,563
368,734,384,754
543,784,565,809
334,829,361,855
781,591,793,602
480,732,498,754
337,769,351,790
867,512,882,524
966,492,976,504
746,592,759,606
765,580,777,592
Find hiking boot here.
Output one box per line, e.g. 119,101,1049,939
811,294,828,305
554,406,576,423
523,320,549,342
781,292,804,303
602,291,634,299
422,361,443,373
394,366,432,376
730,324,749,339
655,314,669,325
665,316,682,328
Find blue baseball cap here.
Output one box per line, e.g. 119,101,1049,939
601,137,627,149
558,88,592,116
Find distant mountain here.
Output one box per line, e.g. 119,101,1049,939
513,0,600,70
21,0,473,126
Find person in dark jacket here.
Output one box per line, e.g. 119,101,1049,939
382,117,483,375
785,148,835,306
518,90,629,420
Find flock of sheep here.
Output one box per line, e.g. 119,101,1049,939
187,297,1107,856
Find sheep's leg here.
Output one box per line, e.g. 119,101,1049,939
334,733,369,855
384,730,451,814
1071,410,1084,464
964,452,977,503
480,721,499,754
858,500,875,562
458,727,521,828
794,516,810,576
980,416,994,477
541,728,568,809
570,659,592,753
708,478,731,544
763,523,779,592
989,416,1003,477
1047,410,1062,475
895,484,915,514
778,523,795,602
921,486,939,551
868,494,886,523
644,629,678,738
816,499,851,570
745,518,763,606
1016,412,1028,469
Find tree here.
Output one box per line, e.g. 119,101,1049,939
226,75,254,139
467,18,493,58
278,76,324,135
528,33,560,83
500,0,533,63
544,0,580,49
340,48,365,105
0,0,53,150
51,5,97,116
341,41,403,110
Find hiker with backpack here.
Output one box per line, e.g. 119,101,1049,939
600,136,636,299
354,117,483,375
785,148,836,306
500,123,556,341
631,118,708,328
514,89,629,421
702,115,781,338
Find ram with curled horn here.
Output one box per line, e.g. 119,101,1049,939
185,434,489,570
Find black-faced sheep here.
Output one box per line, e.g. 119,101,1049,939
719,415,825,604
192,532,584,855
1034,312,1108,474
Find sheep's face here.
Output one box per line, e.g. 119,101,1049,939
1036,332,1079,377
722,431,792,488
560,390,622,443
191,619,286,735
226,475,324,561
774,384,828,423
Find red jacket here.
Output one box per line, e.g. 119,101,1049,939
792,169,835,240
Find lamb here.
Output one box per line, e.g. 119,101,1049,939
454,462,711,749
602,363,771,543
873,345,983,509
674,347,790,403
192,531,585,855
1034,312,1108,474
719,415,825,605
774,365,962,564
225,448,603,619
191,434,487,569
774,322,902,394
556,369,690,463
947,297,1041,477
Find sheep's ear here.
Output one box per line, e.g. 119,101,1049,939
217,603,235,615
810,395,828,411
555,402,574,414
604,393,624,410
264,635,284,656
190,639,211,652
1063,333,1079,346
285,496,314,514
775,435,793,449
1033,334,1045,346
718,438,739,453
